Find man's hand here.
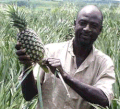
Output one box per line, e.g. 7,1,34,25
46,58,67,77
15,42,33,66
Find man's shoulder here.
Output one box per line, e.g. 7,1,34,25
44,40,70,57
94,48,114,65
45,40,69,50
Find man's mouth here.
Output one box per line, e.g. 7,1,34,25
81,34,91,40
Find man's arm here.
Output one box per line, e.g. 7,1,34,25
63,72,109,107
21,64,38,101
15,42,38,101
46,58,109,107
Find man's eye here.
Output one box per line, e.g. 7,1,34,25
91,24,97,29
79,21,86,26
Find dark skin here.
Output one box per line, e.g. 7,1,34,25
15,43,38,101
16,5,109,107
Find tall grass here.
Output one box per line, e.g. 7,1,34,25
94,5,120,109
0,2,119,109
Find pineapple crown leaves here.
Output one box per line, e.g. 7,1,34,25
7,5,27,32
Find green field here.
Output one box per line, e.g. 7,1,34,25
0,1,120,109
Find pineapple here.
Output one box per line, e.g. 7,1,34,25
8,5,48,72
7,5,70,97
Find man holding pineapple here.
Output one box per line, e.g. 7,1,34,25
16,5,115,109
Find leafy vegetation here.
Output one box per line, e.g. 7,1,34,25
0,1,119,109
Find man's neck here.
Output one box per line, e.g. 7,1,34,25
73,40,92,58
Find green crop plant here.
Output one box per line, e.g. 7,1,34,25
0,2,119,109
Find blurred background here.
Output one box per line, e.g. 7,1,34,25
0,0,120,109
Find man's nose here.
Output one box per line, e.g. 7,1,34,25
83,24,91,32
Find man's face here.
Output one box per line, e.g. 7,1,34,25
74,9,102,47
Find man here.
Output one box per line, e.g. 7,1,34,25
16,5,115,109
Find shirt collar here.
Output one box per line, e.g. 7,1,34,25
78,46,95,72
68,37,75,57
68,38,95,72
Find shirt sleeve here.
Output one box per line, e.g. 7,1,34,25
93,57,116,105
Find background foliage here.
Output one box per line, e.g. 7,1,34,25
0,0,120,109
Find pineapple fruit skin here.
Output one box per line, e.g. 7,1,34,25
17,28,45,63
8,5,49,72
17,28,49,73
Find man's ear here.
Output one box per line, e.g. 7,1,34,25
74,20,76,26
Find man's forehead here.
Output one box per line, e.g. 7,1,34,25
80,5,99,13
77,5,102,21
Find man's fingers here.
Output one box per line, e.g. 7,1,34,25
15,42,33,65
51,63,61,67
47,58,59,61
20,61,33,65
47,58,61,67
16,49,26,55
48,61,60,67
47,58,60,64
47,64,56,73
18,55,31,61
15,42,22,50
